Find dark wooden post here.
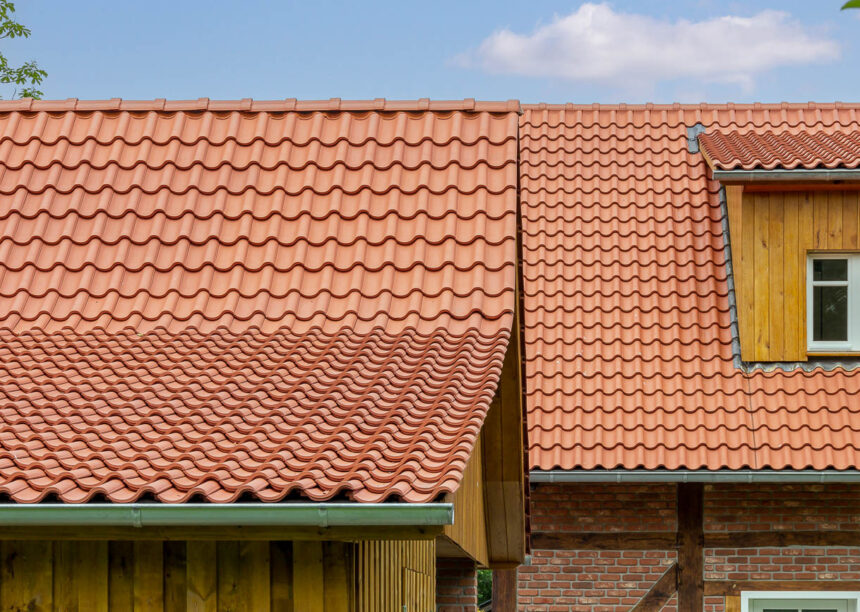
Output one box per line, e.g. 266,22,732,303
677,483,704,612
492,568,518,611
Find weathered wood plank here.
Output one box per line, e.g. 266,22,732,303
768,192,785,358
323,542,351,612
186,541,216,612
109,541,135,611
844,191,859,249
828,190,844,248
77,541,109,612
217,541,243,612
133,541,164,612
677,483,704,612
706,580,860,596
492,568,519,612
739,191,756,360
292,541,324,612
53,540,77,611
814,190,829,248
782,191,801,359
239,541,270,612
163,541,186,612
1,540,53,612
798,191,815,353
530,531,677,550
725,595,741,612
631,562,678,612
705,530,860,548
753,193,771,360
270,542,293,612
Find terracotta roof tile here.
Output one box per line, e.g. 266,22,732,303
521,103,860,472
699,129,860,170
0,100,519,503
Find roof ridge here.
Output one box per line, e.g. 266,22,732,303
0,97,522,113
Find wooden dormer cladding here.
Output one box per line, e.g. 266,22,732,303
699,127,860,362
724,185,860,361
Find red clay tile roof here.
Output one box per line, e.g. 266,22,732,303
0,99,518,503
521,103,860,472
699,128,860,170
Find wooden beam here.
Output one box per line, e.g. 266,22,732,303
531,531,677,551
492,568,518,612
706,580,860,597
0,525,443,541
631,563,678,612
677,483,704,612
705,530,860,548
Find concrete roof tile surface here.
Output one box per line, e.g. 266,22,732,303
0,99,518,503
521,103,860,472
700,128,860,170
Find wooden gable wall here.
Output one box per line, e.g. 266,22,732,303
0,538,435,611
726,186,860,361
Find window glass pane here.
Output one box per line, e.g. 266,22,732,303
814,285,849,341
813,259,848,281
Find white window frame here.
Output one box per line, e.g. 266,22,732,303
742,591,860,612
807,253,860,353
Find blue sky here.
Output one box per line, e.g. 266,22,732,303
6,0,860,103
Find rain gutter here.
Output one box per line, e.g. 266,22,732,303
712,168,860,182
0,502,454,527
530,470,860,484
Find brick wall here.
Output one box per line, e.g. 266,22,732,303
705,547,860,581
519,483,860,611
437,557,477,611
705,484,860,531
530,484,676,533
517,549,677,611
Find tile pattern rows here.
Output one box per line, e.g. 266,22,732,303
521,103,860,472
700,128,860,170
0,102,518,503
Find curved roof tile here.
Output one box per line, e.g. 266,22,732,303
0,100,519,503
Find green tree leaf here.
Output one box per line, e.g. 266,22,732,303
0,0,46,99
843,0,860,9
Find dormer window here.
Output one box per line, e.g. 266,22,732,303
699,127,860,362
808,255,859,353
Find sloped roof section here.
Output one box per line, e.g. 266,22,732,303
521,103,860,473
0,98,519,503
700,128,860,170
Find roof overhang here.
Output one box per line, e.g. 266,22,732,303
531,469,860,484
0,502,454,528
712,168,860,183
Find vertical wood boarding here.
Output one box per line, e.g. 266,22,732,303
729,188,860,361
442,433,490,567
0,539,425,611
356,539,435,612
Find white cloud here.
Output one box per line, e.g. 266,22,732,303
458,3,839,90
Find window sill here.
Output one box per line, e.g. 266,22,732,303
807,352,860,357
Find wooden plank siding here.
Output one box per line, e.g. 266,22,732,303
0,539,435,611
442,434,490,567
726,187,860,361
356,540,435,612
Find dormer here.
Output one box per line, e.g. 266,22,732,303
700,129,860,362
